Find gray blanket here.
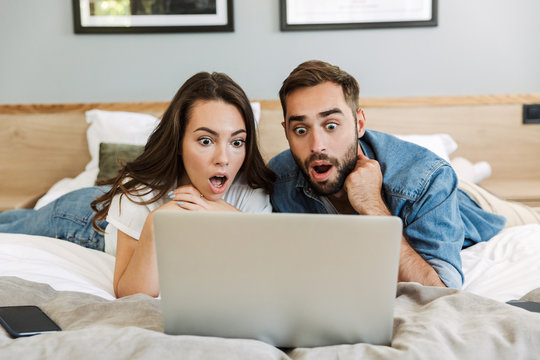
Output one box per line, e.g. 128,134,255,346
1,277,539,359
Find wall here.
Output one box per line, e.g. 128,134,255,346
1,0,539,104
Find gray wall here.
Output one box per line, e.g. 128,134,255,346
1,0,539,104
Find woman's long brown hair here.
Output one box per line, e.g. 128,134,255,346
91,72,275,231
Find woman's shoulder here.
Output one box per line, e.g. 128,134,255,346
106,183,172,241
110,182,169,215
225,174,272,213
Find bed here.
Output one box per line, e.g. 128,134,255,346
1,95,540,358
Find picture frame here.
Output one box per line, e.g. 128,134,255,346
73,0,234,34
280,0,437,31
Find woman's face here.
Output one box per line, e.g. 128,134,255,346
181,100,247,201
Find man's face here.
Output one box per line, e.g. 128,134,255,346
282,82,366,196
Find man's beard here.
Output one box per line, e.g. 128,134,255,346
293,141,358,196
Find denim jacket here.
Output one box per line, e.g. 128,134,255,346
267,130,506,289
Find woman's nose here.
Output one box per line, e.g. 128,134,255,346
214,145,229,166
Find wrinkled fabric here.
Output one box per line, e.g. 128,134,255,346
2,277,540,360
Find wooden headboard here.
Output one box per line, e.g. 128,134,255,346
2,94,540,210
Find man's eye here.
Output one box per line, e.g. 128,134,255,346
325,123,338,131
294,127,307,135
198,137,212,146
232,139,245,147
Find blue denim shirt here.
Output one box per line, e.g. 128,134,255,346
267,130,506,289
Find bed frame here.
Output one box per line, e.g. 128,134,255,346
1,94,540,211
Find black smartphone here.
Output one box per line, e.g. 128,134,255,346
506,300,540,313
0,305,62,338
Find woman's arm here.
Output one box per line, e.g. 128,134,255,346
113,210,160,298
113,185,241,298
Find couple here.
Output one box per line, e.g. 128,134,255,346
0,60,515,298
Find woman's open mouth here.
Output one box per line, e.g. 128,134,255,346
208,175,228,194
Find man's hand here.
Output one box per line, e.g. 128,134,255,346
345,150,389,216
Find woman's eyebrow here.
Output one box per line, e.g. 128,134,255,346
194,127,217,135
231,129,247,136
194,127,246,136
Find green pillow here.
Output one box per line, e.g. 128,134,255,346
96,142,144,183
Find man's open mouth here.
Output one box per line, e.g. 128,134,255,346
313,165,331,174
310,163,333,182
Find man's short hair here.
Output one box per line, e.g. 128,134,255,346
279,60,360,119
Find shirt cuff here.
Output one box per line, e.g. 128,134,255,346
426,258,463,289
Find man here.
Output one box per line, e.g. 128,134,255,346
268,60,506,289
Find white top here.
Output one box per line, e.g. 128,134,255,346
104,175,272,255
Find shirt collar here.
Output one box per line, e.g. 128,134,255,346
295,169,320,199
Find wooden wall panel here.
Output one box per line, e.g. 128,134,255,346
1,95,539,210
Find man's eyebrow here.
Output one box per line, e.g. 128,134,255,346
287,108,344,124
319,108,344,118
287,115,305,124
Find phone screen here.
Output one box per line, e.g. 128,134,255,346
507,300,540,313
0,305,62,338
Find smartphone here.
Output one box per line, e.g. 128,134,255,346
0,305,62,338
506,300,540,313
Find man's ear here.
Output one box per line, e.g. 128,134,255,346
356,108,367,138
281,120,289,139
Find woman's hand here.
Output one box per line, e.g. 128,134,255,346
168,185,239,212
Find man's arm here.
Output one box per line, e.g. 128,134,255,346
398,237,446,287
344,151,447,287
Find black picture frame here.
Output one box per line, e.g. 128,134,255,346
280,0,437,31
73,0,234,34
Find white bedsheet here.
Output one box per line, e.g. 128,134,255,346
0,233,115,300
0,225,539,302
462,224,540,302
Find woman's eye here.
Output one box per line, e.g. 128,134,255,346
198,137,212,146
325,123,338,131
294,127,307,135
232,139,245,147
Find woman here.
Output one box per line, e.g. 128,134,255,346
0,72,275,298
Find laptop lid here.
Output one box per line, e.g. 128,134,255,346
154,211,402,348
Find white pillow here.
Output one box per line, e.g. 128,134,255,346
251,101,261,127
394,133,458,162
392,134,491,184
34,110,159,209
450,157,492,184
84,109,160,176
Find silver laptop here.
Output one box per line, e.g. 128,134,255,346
153,211,402,348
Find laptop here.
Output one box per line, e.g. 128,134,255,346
153,211,402,348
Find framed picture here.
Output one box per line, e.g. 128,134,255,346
280,0,437,31
73,0,234,34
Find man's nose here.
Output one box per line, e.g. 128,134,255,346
310,129,326,154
